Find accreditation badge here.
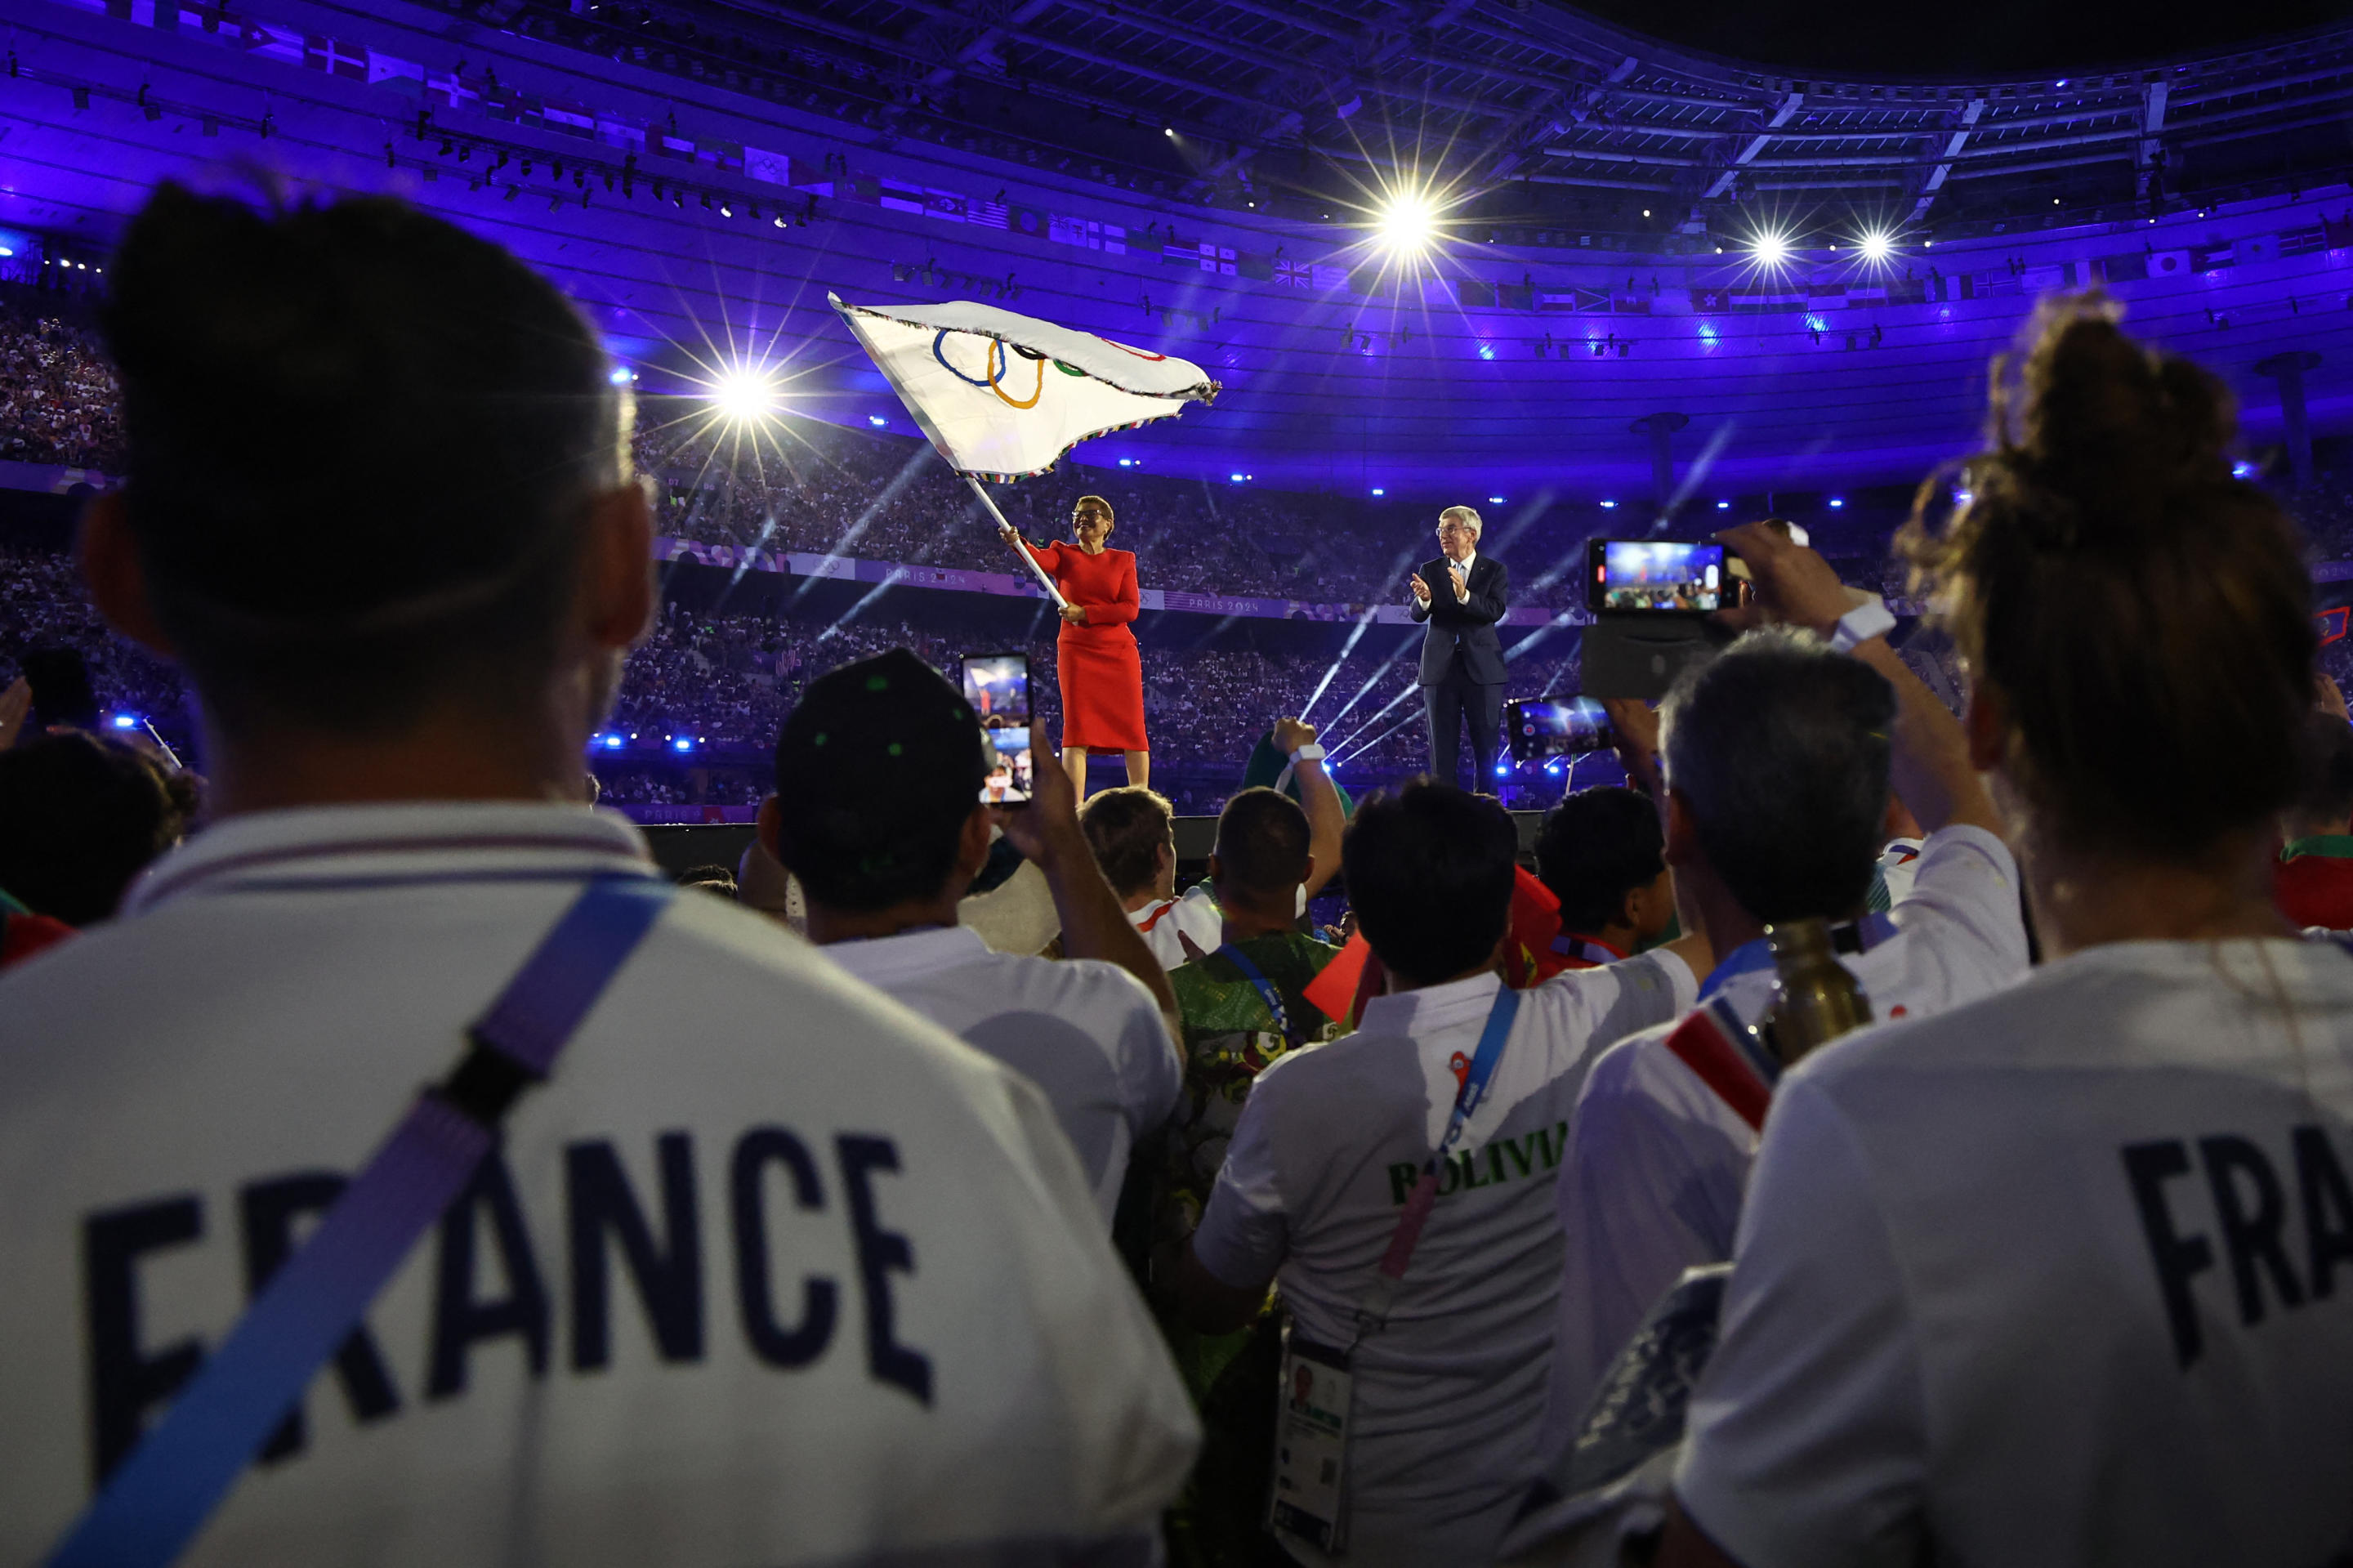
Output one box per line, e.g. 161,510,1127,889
1270,1326,1356,1552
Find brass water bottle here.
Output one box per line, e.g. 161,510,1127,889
1761,917,1872,1066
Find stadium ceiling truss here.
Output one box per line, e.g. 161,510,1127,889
525,0,2353,226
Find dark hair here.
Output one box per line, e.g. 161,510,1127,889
1079,786,1173,898
1661,628,1895,924
1534,786,1664,934
1214,787,1311,902
104,181,627,734
675,864,739,898
771,649,988,913
0,731,199,924
2292,717,2353,835
1343,779,1517,986
1900,295,2313,858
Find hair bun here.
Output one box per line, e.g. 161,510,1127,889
2007,298,2235,528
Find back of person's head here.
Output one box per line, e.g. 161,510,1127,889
1534,785,1666,934
2291,717,2353,838
770,648,987,913
1661,628,1895,924
1343,779,1517,986
676,863,738,898
1903,295,2313,859
1079,785,1174,900
0,730,199,925
1213,787,1311,909
103,181,627,735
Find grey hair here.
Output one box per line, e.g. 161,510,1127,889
1659,627,1896,923
1438,505,1484,538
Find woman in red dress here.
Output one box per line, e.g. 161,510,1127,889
1002,494,1148,796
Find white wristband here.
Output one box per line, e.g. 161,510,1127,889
1289,744,1327,765
1830,598,1897,653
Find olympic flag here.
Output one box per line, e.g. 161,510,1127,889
828,293,1220,482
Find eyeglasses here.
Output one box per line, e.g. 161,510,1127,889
1436,522,1473,536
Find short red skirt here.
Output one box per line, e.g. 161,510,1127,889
1058,628,1148,752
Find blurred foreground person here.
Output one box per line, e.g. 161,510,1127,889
1657,298,2353,1567
0,184,1194,1566
0,727,197,926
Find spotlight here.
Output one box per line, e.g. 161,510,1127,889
868,413,888,427
608,366,634,386
1600,499,1618,509
1489,495,1506,504
1163,126,1174,136
1118,458,1133,467
1828,497,1845,507
2232,460,2257,479
110,713,138,730
1750,231,1789,266
1716,500,1730,510
1375,190,1438,255
707,365,781,423
1230,473,1246,484
1371,488,1385,496
775,215,786,227
672,737,694,753
1859,230,1894,261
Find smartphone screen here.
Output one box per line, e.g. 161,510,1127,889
1587,540,1726,614
1508,697,1615,762
964,654,1033,803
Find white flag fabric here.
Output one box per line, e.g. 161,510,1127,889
830,293,1219,480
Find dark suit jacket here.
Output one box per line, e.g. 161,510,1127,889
1412,553,1510,686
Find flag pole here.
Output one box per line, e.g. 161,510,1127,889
963,472,1069,609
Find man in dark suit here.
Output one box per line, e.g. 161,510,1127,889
1410,505,1510,788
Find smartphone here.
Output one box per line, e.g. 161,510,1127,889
1587,540,1727,614
1507,697,1614,762
20,645,99,731
981,725,1034,805
962,652,1031,726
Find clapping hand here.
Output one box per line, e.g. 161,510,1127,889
1409,571,1433,606
1446,561,1468,601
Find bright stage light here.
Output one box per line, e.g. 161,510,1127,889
1375,190,1438,254
708,367,780,423
1860,230,1894,262
1750,231,1790,266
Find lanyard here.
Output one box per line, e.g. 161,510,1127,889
1549,932,1625,967
1216,941,1294,1043
1351,983,1521,1343
1697,911,1898,1002
47,875,672,1568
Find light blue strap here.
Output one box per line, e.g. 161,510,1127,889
1215,942,1293,1043
47,875,671,1568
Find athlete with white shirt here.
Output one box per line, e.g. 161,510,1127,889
1536,529,2029,1441
1174,781,1709,1566
768,646,1183,1226
0,185,1196,1566
1082,783,1226,966
1654,300,2353,1567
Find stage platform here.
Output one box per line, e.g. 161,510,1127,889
642,811,1550,883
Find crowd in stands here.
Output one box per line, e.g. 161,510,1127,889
7,184,2353,1568
0,294,123,469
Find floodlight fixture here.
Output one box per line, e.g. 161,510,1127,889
708,365,782,423
1375,189,1439,254
1859,230,1895,262
1750,230,1790,266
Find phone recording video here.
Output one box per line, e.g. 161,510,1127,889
1587,540,1726,614
1508,696,1615,762
964,654,1034,804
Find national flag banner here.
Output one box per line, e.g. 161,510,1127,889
1008,206,1048,240
831,293,1219,481
967,200,1010,230
1236,251,1274,282
743,145,792,185
2147,250,2191,278
881,181,926,214
926,191,969,221
1276,258,1315,288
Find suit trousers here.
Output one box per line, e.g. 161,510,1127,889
1424,665,1504,788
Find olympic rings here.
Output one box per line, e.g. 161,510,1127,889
932,328,1045,408
931,328,1006,387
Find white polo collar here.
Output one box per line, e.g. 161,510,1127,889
821,924,993,985
1356,969,1503,1035
123,801,656,914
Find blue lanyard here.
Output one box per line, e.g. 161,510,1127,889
1216,941,1293,1043
1697,912,1897,1001
1433,984,1522,1168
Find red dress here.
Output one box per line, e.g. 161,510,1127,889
1020,539,1148,752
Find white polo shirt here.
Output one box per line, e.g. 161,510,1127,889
1538,824,2027,1441
820,924,1181,1224
1190,950,1695,1566
1677,936,2353,1568
0,802,1198,1568
1132,882,1224,969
